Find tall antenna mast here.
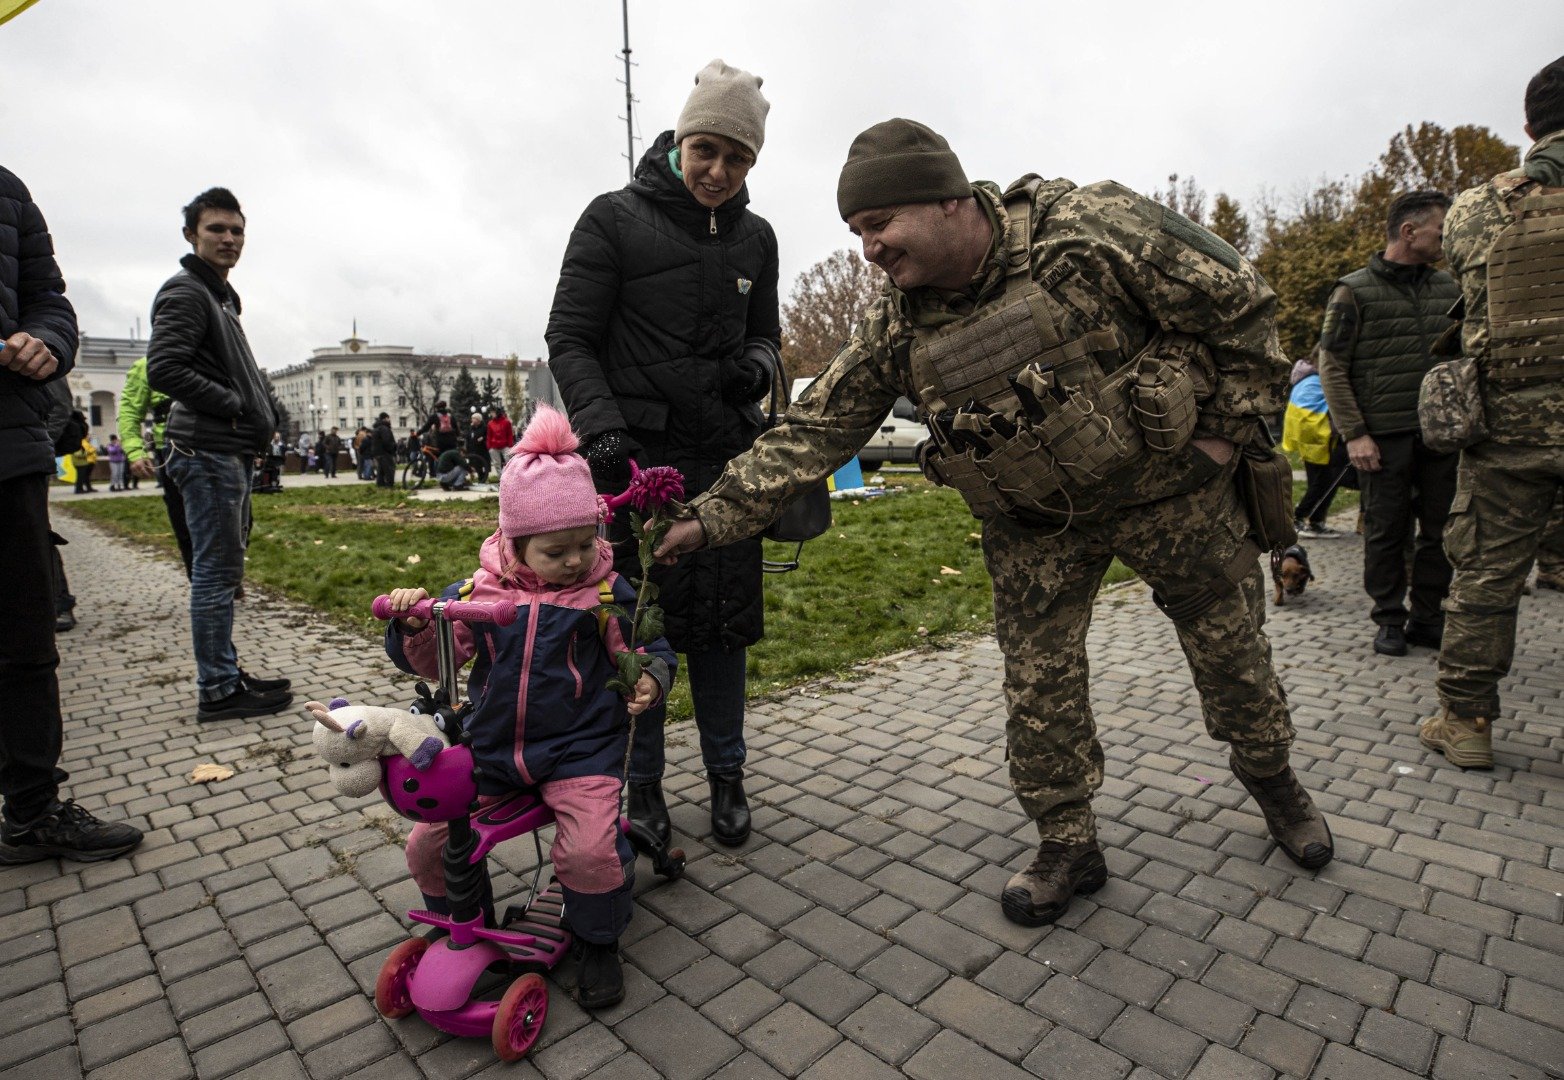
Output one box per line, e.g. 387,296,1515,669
619,0,637,179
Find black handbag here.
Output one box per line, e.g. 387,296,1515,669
759,352,831,572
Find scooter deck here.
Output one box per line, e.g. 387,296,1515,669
408,880,572,970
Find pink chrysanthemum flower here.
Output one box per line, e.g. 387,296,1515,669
603,461,685,522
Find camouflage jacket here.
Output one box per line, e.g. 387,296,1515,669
692,178,1288,546
1444,128,1564,445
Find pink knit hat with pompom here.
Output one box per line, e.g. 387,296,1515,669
499,405,604,537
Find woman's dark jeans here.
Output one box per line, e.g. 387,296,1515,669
628,647,747,783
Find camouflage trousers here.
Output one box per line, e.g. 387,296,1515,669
982,467,1295,846
1537,492,1564,578
1437,440,1564,719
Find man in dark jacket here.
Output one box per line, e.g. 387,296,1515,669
419,400,459,453
1318,191,1461,657
0,165,143,864
319,427,341,478
372,412,397,488
148,187,292,722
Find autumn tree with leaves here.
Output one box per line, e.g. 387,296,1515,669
780,249,885,379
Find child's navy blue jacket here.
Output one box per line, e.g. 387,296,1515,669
386,531,675,793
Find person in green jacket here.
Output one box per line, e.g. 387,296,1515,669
117,355,192,577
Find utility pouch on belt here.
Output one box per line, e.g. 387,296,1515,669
1130,334,1211,455
1234,442,1297,553
1036,385,1127,485
1418,356,1489,455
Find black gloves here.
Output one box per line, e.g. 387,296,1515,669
721,339,780,405
584,429,640,489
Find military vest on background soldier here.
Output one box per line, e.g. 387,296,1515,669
1485,175,1564,385
1335,256,1459,436
912,176,1217,524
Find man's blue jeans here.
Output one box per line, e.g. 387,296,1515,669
165,449,252,702
628,647,746,783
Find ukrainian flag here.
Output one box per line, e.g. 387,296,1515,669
1281,373,1333,466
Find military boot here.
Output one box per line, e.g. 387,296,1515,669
1231,760,1334,870
1000,840,1108,927
1419,712,1493,770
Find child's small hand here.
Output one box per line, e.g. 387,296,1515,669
388,587,430,630
625,672,659,716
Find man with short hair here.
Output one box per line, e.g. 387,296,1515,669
1421,56,1564,769
1317,191,1461,657
420,399,459,454
372,412,397,489
319,426,341,478
656,120,1333,925
0,165,143,863
148,187,292,722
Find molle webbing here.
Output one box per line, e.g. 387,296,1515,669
1487,185,1564,378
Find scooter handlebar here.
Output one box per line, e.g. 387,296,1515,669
370,596,518,627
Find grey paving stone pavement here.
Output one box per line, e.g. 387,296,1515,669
4,509,1561,1079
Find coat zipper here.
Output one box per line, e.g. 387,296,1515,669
566,633,583,700
709,209,717,236
513,593,540,786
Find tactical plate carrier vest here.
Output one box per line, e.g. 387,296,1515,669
911,178,1209,523
1486,176,1564,380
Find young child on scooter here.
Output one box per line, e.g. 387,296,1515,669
382,404,675,1009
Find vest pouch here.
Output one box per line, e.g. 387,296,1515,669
1132,357,1199,454
1418,357,1489,454
976,422,1064,514
1235,445,1298,553
1037,387,1127,486
921,443,1014,519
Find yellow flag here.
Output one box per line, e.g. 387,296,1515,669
0,1,41,27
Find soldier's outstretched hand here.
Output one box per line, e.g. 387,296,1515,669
654,518,707,564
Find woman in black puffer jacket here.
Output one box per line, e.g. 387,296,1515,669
547,59,779,849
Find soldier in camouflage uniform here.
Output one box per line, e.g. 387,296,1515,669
657,120,1333,926
1422,58,1564,770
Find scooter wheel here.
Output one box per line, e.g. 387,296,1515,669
492,972,549,1061
374,937,428,1018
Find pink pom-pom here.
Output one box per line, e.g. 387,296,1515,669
513,404,579,458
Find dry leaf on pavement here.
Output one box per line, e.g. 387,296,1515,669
188,763,234,784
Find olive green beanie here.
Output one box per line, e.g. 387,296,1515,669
836,118,970,220
674,59,769,158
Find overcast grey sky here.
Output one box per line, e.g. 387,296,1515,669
4,1,1558,370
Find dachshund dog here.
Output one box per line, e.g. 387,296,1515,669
1271,544,1314,605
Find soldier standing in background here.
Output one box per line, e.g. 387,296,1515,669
1422,57,1564,770
1317,192,1461,658
656,120,1333,926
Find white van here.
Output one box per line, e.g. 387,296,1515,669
790,378,925,472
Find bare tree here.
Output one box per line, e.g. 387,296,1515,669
1150,173,1208,224
389,355,451,426
780,249,885,379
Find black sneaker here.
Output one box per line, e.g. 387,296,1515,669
0,800,143,864
572,939,624,1009
1404,622,1443,649
197,681,293,722
239,669,292,694
55,610,77,633
1373,625,1407,656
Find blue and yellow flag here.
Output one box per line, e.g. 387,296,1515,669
1281,373,1333,465
0,1,42,27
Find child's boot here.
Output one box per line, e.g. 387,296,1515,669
573,939,624,1009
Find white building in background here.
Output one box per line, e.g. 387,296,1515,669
65,332,560,447
268,335,558,440
66,335,145,447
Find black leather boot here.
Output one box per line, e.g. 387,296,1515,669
627,780,671,848
708,769,750,846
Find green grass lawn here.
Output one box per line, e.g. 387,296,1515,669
60,468,1339,720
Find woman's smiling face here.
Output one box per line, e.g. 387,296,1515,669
679,133,755,209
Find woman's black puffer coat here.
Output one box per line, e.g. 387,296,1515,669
546,131,781,653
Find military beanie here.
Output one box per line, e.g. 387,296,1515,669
675,59,769,158
836,119,970,220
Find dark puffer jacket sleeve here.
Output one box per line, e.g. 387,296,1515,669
12,195,78,379
547,196,628,441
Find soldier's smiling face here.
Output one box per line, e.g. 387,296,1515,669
847,200,966,290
